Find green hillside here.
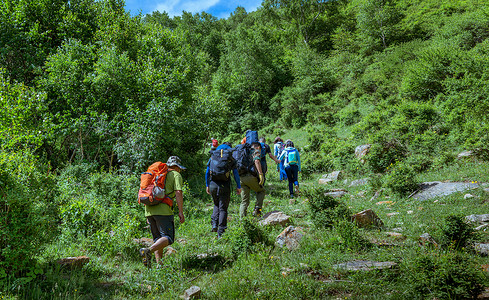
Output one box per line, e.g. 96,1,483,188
2,0,489,298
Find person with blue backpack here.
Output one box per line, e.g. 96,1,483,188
278,140,301,198
273,137,287,181
205,142,241,238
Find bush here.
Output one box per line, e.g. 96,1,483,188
335,220,371,252
0,151,58,282
402,251,486,299
382,161,418,197
365,142,406,174
229,218,272,258
305,186,350,228
440,215,479,250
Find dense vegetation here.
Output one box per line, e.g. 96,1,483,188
2,0,489,298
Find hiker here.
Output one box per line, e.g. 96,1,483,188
278,140,301,198
273,137,287,181
205,142,241,238
238,141,266,217
210,138,218,152
259,137,280,175
139,156,186,267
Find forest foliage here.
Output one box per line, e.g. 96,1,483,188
1,0,489,292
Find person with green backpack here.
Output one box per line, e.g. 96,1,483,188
278,140,301,198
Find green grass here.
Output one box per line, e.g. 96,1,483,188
4,133,489,299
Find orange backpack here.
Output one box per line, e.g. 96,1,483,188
138,162,173,207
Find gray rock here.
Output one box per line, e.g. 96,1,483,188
351,209,384,228
334,260,397,271
259,211,291,227
355,145,372,160
464,194,475,199
349,178,369,187
183,286,201,300
276,226,304,250
325,191,347,198
475,224,489,231
466,214,489,224
457,150,474,158
419,233,438,247
475,243,489,256
320,171,342,184
412,181,480,201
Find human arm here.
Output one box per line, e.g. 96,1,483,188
175,190,184,224
205,160,211,194
232,168,242,194
254,159,264,185
268,152,280,164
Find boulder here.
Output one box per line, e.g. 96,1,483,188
412,181,479,201
466,214,489,224
57,256,90,267
183,286,201,300
419,233,438,247
334,260,397,271
319,171,342,184
475,244,489,256
276,226,304,250
349,178,369,187
259,211,291,227
355,144,372,161
351,209,384,228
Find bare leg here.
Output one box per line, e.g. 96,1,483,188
150,237,169,264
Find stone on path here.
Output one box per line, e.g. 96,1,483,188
333,260,397,271
183,286,201,300
351,209,384,228
319,171,342,184
412,181,480,201
349,178,369,187
57,256,90,267
259,211,291,227
419,233,438,247
276,226,304,250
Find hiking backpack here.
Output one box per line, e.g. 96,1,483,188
245,130,259,144
233,143,255,176
286,149,299,165
275,142,285,157
138,162,173,207
209,148,235,181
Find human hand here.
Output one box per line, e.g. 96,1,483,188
236,188,242,195
259,174,265,186
206,186,210,195
178,211,185,224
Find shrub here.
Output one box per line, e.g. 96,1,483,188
382,161,418,197
402,251,486,299
0,151,58,282
305,186,350,228
229,218,272,258
335,220,371,252
365,142,406,174
440,215,479,250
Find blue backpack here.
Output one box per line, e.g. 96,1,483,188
286,149,298,165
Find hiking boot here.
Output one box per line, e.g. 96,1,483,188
290,193,294,199
211,227,218,232
139,248,152,268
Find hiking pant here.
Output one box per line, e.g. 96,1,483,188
285,164,299,196
278,161,287,181
209,180,231,235
239,173,266,217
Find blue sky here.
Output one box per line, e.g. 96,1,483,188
125,0,263,19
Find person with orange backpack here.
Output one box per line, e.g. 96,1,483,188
138,156,186,267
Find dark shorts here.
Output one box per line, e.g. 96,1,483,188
147,215,175,245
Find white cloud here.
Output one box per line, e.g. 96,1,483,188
154,0,220,16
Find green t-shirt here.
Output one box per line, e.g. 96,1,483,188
144,170,183,217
